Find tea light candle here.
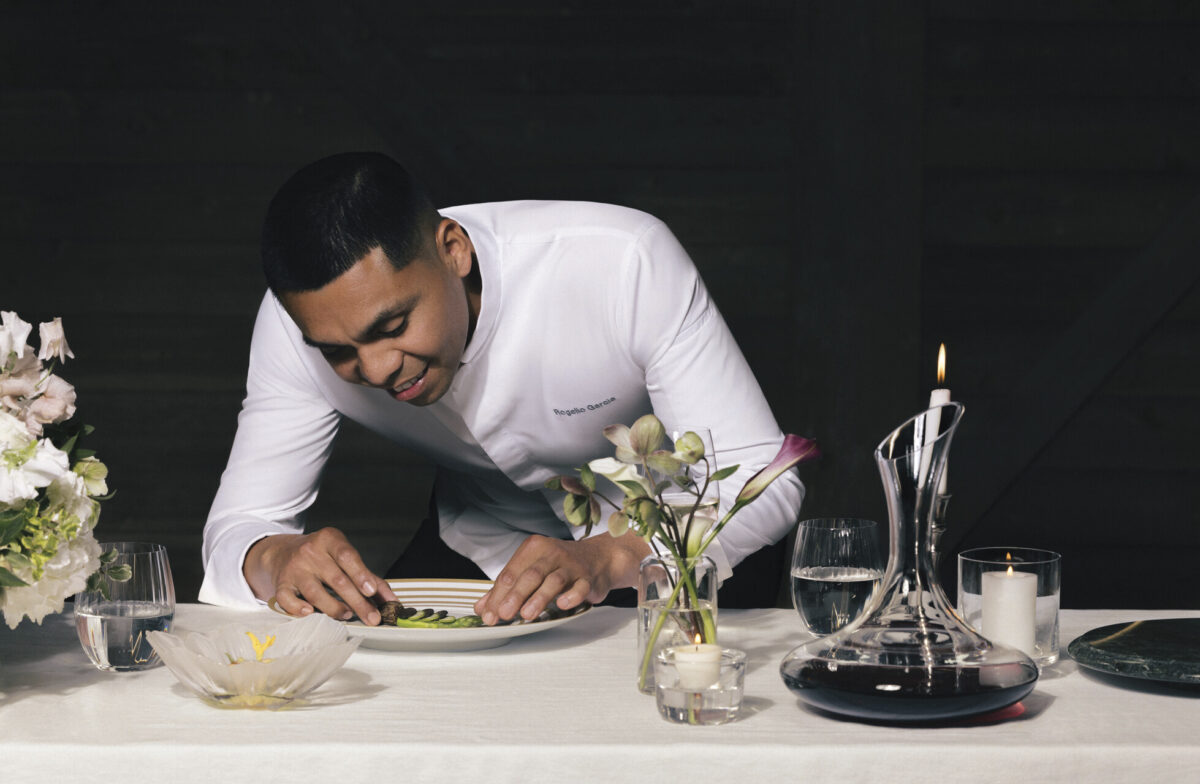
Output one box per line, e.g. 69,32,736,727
981,566,1037,655
671,643,722,690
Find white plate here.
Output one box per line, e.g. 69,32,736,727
269,578,590,652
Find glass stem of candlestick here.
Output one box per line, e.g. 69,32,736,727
930,493,951,567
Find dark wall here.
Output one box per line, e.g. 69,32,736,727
2,1,1196,608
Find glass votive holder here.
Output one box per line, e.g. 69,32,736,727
654,647,746,725
958,547,1061,666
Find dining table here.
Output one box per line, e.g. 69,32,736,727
1,604,1197,784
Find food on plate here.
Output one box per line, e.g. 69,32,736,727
376,599,484,629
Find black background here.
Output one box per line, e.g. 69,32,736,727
4,2,1198,608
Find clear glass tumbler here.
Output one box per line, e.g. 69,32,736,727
75,542,175,671
790,518,884,636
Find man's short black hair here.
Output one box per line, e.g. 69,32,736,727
261,152,441,293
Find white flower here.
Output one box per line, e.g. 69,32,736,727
0,409,30,449
37,317,74,363
0,424,70,508
684,503,719,557
0,311,33,364
587,457,653,497
1,531,101,629
0,351,41,417
25,374,76,432
47,470,99,529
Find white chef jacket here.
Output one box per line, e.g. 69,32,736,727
199,201,804,607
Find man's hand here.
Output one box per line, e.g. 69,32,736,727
244,527,396,626
473,532,650,626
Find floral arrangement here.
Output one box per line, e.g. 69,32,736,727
0,311,118,629
546,414,818,688
548,413,818,569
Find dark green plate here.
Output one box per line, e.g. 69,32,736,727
1067,618,1200,686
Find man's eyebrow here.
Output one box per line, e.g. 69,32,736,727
301,296,419,350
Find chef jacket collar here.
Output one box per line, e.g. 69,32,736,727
451,210,500,366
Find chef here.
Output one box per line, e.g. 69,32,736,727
199,152,805,626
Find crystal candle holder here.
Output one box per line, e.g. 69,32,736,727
147,613,360,709
654,647,746,725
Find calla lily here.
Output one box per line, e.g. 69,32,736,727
735,434,820,505
588,457,653,497
36,318,74,363
683,503,719,557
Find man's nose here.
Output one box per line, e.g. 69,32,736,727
358,344,401,388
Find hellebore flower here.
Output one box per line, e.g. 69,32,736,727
672,430,706,464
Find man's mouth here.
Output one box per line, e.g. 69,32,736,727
390,364,429,402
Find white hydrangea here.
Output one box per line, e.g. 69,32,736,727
46,470,99,529
1,531,101,629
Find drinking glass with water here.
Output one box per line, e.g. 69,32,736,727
75,542,175,671
790,518,883,636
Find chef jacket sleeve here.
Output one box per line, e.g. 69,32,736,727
615,219,806,581
198,294,341,607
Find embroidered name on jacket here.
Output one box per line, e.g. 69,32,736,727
554,396,617,416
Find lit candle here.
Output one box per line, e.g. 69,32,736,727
672,640,722,690
928,343,951,494
981,563,1037,656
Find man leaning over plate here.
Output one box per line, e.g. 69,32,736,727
199,152,805,626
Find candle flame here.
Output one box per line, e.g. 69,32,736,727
1006,565,1014,577
693,633,703,645
937,343,947,386
1005,552,1013,562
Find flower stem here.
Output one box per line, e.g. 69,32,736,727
637,550,716,692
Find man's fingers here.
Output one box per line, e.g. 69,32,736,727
328,547,383,625
261,528,390,626
273,584,314,617
319,567,380,625
519,569,570,620
293,575,353,620
373,575,396,603
554,578,593,611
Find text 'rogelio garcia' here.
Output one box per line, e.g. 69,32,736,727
554,396,617,417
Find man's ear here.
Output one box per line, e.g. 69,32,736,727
436,218,474,279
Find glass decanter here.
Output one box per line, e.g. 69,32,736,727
780,402,1038,722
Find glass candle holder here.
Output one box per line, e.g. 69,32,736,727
654,647,746,725
958,547,1062,666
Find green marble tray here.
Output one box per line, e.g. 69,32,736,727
1068,618,1200,686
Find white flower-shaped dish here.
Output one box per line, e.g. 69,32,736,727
147,613,361,709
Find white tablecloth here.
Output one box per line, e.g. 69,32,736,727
1,605,1197,783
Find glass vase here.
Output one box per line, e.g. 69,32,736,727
637,553,717,694
780,402,1039,722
